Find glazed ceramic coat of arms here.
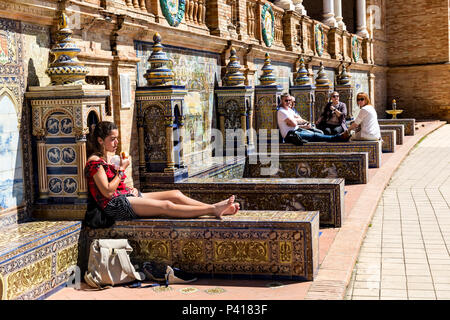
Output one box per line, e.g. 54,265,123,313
314,24,324,57
351,36,360,62
261,4,275,47
161,0,186,27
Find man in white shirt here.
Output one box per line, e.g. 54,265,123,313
346,92,381,141
277,93,350,144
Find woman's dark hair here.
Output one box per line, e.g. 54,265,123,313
87,121,118,157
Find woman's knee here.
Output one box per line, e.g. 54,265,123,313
169,189,184,200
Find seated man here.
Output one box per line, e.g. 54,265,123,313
277,93,350,145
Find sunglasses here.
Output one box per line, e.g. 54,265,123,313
357,98,365,101
332,95,339,98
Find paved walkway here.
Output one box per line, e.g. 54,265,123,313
345,124,450,300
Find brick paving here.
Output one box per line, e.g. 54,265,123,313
346,124,450,300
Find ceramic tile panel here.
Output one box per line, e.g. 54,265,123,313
379,124,404,145
135,41,221,167
254,58,293,93
275,140,382,168
378,119,415,136
380,130,396,153
244,152,369,184
144,177,344,227
0,221,82,300
349,69,369,119
84,211,320,281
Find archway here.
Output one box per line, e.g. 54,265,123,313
0,93,24,210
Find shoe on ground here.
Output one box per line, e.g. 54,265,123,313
166,266,197,285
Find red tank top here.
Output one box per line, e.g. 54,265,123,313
85,158,131,209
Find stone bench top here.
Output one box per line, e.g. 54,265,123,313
184,177,344,185
254,152,368,157
0,221,81,261
111,210,319,228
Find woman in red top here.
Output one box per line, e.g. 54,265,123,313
85,121,239,220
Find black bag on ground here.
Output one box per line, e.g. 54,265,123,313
285,130,308,146
84,195,115,229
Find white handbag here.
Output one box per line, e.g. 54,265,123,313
84,239,144,289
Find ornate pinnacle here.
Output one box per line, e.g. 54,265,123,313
315,61,331,86
144,33,174,86
337,64,351,86
46,11,88,85
223,47,245,86
294,57,310,86
259,53,277,85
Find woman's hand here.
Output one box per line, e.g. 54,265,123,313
119,157,131,171
129,187,139,197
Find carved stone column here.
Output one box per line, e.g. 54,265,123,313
334,0,346,30
356,0,369,38
322,0,337,28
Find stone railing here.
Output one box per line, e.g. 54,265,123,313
2,0,373,65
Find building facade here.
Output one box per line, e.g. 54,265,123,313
0,0,448,221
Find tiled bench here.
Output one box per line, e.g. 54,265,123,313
0,220,82,300
144,177,344,228
379,118,415,136
379,124,404,145
244,152,368,185
381,130,396,153
267,140,382,168
83,210,320,281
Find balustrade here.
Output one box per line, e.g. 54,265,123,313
185,0,207,27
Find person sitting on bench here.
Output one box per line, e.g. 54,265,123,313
315,91,348,135
346,92,381,141
277,93,351,145
85,121,240,221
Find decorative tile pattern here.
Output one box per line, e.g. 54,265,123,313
84,210,320,281
135,41,221,167
144,178,343,227
275,140,382,168
244,152,369,185
0,221,82,300
380,130,396,153
378,119,415,136
379,124,404,145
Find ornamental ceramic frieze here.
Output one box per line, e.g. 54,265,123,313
314,24,325,57
84,211,319,280
261,4,275,47
352,36,361,62
160,0,186,27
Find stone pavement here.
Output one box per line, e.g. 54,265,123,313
345,124,450,300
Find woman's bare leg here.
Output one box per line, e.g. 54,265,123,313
140,190,239,212
140,190,207,206
128,195,238,219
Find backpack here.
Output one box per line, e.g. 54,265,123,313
84,239,144,289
